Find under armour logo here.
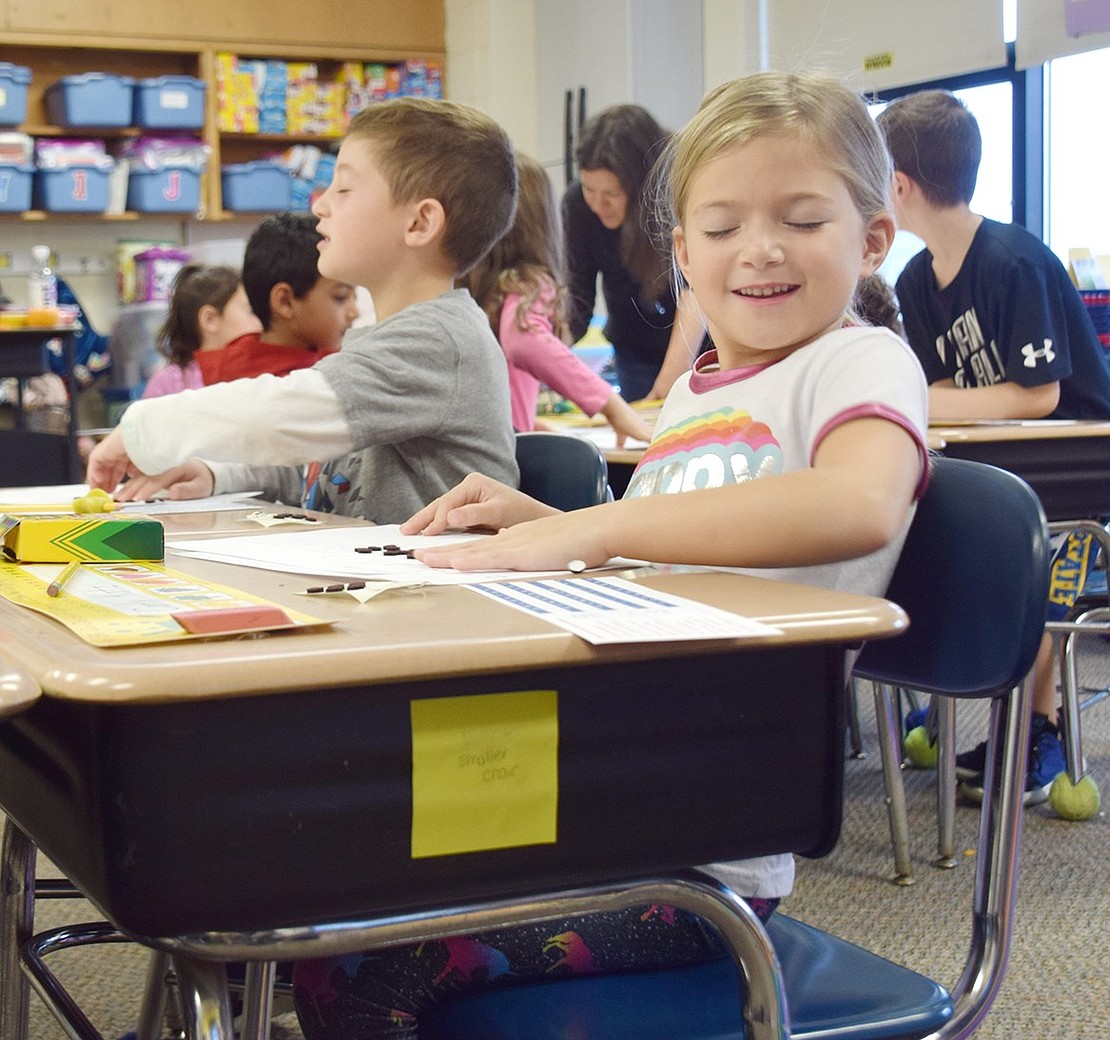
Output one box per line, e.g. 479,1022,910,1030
1021,339,1056,368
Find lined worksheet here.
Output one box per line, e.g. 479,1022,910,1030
469,576,780,644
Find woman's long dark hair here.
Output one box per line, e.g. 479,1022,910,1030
575,104,671,306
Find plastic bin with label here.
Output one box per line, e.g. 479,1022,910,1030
45,73,135,128
133,76,206,130
221,161,293,211
126,165,201,213
0,163,33,211
0,63,31,125
33,162,114,213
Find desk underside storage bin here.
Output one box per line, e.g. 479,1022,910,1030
0,644,846,937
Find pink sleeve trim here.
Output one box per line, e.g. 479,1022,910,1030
812,404,931,501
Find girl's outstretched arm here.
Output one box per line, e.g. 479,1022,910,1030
413,417,923,572
599,393,654,446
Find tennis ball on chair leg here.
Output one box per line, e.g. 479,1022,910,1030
903,725,939,769
1048,773,1101,820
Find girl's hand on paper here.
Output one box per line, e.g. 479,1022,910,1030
110,460,215,502
414,506,610,573
400,473,558,537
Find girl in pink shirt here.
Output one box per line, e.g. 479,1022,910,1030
462,153,653,444
141,263,261,398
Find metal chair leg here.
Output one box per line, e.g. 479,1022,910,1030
239,960,278,1040
171,954,235,1040
135,950,173,1040
935,696,958,868
847,677,865,758
1057,619,1099,784
873,681,914,885
0,820,36,1040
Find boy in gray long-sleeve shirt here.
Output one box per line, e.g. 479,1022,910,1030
87,98,520,521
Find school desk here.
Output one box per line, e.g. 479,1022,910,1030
0,652,39,722
0,325,80,484
926,419,1110,521
590,419,1110,514
0,511,906,1040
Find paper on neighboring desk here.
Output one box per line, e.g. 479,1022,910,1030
165,524,612,584
0,486,263,514
469,575,781,644
551,425,649,452
123,491,265,515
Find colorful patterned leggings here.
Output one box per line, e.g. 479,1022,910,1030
293,898,778,1039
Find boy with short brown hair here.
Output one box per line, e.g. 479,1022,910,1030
87,98,520,523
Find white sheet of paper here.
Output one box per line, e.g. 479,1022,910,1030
117,492,265,515
556,426,647,452
0,484,89,504
165,524,580,584
468,576,781,644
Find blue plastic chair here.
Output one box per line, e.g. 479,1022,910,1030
422,458,1050,1040
514,431,611,511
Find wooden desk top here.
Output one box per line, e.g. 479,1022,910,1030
606,418,1110,463
0,509,906,707
0,324,76,339
0,651,39,721
928,418,1110,444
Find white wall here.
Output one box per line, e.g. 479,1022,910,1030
446,0,705,179
444,0,540,155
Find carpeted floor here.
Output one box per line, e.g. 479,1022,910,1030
15,635,1110,1040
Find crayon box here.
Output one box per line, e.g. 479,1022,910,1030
0,514,165,563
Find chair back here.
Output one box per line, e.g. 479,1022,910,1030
514,431,610,511
854,456,1050,698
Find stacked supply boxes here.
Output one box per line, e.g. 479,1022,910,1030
216,53,442,137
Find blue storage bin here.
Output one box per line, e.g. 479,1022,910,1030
0,64,31,125
133,76,205,129
0,163,33,211
126,166,201,213
33,165,112,213
221,161,293,211
45,73,134,128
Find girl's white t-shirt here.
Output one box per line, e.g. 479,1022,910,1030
626,325,930,898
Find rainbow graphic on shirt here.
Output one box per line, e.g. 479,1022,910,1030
626,407,782,498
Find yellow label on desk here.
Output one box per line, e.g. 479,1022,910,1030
411,689,558,858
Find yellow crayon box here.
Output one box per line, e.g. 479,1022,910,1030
0,513,165,563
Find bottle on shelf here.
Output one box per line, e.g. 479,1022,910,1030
27,245,59,313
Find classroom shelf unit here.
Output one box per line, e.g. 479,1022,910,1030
0,0,445,223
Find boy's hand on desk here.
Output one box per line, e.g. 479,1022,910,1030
414,507,610,573
85,428,135,492
400,473,558,537
110,460,215,503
